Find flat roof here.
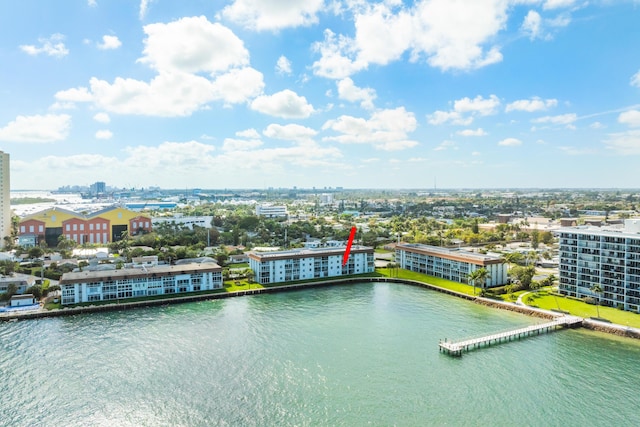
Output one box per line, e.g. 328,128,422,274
60,262,222,284
396,243,503,266
248,245,373,262
556,226,640,239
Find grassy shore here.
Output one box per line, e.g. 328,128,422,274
523,290,640,328
377,267,479,296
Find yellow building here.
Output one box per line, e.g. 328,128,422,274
18,206,152,247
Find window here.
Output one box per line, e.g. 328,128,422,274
29,225,34,232
103,223,107,230
80,224,84,231
90,223,94,230
20,226,25,233
66,224,70,231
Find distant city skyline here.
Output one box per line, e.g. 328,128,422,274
1,1,639,190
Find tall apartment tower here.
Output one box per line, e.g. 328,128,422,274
0,151,10,247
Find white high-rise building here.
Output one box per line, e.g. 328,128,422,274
0,151,10,247
558,220,640,313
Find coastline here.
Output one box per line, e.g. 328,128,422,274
3,276,640,340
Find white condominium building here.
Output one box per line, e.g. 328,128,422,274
0,151,10,247
558,219,640,313
395,243,507,288
255,204,288,218
248,246,375,285
60,262,223,305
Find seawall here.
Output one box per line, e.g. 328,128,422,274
2,276,640,341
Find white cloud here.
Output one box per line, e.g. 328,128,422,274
590,121,604,129
55,86,93,102
631,70,640,88
97,35,122,50
0,114,71,143
457,128,487,136
16,140,345,188
428,94,499,125
506,97,558,112
263,124,317,141
49,102,76,110
618,110,640,127
250,89,315,118
220,0,324,31
60,17,265,117
532,113,577,124
313,1,509,77
411,0,507,71
337,78,377,109
209,67,265,105
521,10,542,40
434,140,456,151
276,56,292,74
20,34,69,58
139,16,249,74
498,137,522,146
427,111,473,126
236,128,260,139
139,0,153,19
454,95,500,115
543,0,576,10
93,112,111,123
322,107,418,151
88,0,97,6
603,130,640,155
222,138,263,151
95,130,113,140
312,29,366,79
87,72,218,116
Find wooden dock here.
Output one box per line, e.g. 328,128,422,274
439,316,583,356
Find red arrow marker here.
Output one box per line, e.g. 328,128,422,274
343,226,357,266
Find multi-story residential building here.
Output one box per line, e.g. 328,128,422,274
558,219,640,313
255,204,288,218
18,206,152,247
395,243,507,288
59,262,223,305
248,246,375,285
0,151,10,247
152,215,214,230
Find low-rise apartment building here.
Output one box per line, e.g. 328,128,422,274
59,262,223,305
395,243,507,287
248,246,375,285
558,219,640,312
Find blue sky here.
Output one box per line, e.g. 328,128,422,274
1,0,640,190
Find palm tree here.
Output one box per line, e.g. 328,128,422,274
468,268,490,296
591,284,603,319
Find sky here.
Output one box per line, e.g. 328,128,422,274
1,0,640,190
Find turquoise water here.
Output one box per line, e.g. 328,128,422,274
1,282,640,426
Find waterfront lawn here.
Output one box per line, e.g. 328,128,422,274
377,268,478,296
227,262,249,269
224,280,263,292
524,290,640,328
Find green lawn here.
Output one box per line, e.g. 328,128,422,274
227,262,249,269
523,290,640,328
374,248,394,254
224,280,263,292
377,268,479,296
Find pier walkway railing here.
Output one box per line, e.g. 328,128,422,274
439,315,583,356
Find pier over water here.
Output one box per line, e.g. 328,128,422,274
439,315,583,356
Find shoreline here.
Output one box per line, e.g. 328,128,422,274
2,276,640,340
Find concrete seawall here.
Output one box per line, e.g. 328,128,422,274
2,277,640,341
